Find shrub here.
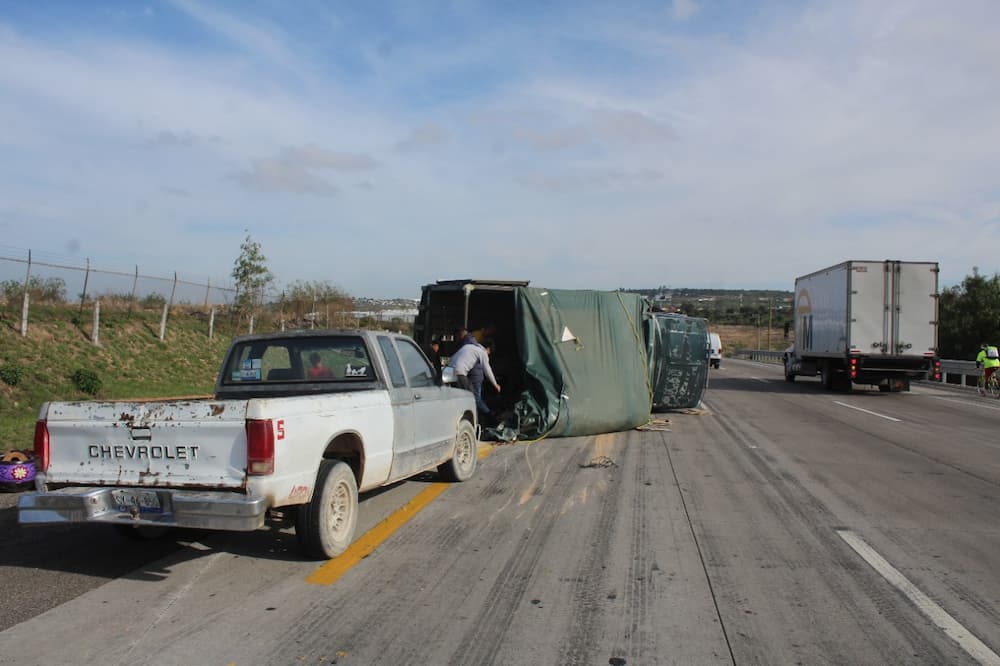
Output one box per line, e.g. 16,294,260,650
72,368,102,395
0,364,23,387
140,293,167,309
0,276,67,304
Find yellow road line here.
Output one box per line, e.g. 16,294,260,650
306,442,494,586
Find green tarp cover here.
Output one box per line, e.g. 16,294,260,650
512,287,651,438
646,314,708,410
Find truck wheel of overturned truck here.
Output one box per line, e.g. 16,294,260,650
296,460,358,560
438,420,478,482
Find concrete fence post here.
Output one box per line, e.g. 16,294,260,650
208,307,215,340
92,300,101,346
20,249,32,336
249,315,255,335
159,302,169,341
20,292,29,337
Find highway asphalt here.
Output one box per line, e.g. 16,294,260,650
1,358,998,664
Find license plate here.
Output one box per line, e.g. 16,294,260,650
112,489,162,513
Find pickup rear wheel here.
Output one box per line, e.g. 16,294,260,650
296,460,358,560
438,420,477,482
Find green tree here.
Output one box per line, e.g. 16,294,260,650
938,268,1000,359
231,234,274,321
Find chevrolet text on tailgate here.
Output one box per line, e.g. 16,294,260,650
19,330,479,559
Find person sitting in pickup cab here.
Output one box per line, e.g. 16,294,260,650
307,352,333,380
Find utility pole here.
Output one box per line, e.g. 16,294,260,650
767,298,772,350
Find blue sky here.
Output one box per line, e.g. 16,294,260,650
1,0,998,299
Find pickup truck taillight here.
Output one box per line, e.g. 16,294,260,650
246,419,275,476
34,420,50,472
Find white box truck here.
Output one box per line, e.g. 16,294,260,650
782,260,941,391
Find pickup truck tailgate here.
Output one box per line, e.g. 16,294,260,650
43,400,249,489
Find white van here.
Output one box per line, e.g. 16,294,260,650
708,332,722,369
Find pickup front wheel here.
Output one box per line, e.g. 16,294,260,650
438,420,478,482
296,460,359,560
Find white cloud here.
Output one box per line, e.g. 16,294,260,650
672,0,700,22
394,124,450,152
1,1,999,297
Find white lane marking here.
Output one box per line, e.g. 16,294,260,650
930,395,1000,412
833,400,901,422
752,377,770,384
837,530,1000,666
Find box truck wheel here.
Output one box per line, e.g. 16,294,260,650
821,365,834,390
784,361,796,382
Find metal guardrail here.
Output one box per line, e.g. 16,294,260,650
733,350,981,388
734,349,784,363
938,359,979,388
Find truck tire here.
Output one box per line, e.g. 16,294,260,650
821,365,834,390
296,460,358,560
833,374,852,392
438,420,477,482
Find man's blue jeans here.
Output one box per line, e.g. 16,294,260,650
472,381,491,416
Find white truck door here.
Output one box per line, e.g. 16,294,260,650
848,260,890,354
375,336,416,469
395,338,456,465
894,262,938,355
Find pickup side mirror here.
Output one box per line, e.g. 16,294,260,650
441,366,457,384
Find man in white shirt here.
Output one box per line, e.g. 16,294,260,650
447,339,501,419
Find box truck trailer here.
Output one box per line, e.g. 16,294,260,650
782,260,941,391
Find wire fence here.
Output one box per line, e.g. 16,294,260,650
0,247,421,344
0,248,236,308
0,247,244,341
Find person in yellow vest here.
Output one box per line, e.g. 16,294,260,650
975,343,1000,394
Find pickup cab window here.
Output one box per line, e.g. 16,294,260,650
396,339,435,388
377,336,407,388
223,336,374,384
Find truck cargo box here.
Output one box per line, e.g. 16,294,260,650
787,260,940,390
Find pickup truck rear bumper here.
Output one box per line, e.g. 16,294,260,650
18,486,268,532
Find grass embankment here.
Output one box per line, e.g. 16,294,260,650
0,305,236,453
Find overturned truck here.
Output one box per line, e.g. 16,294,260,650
413,279,708,440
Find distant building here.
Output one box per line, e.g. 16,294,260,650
351,308,418,323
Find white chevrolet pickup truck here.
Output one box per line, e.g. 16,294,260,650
19,330,478,559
